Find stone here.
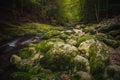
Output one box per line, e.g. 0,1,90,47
66,39,77,46
78,39,95,57
10,54,22,64
40,42,78,71
73,29,85,37
105,65,120,80
73,71,93,80
74,55,90,72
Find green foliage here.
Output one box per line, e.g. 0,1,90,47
57,0,80,25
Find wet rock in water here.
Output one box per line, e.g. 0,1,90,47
72,71,93,80
105,65,120,80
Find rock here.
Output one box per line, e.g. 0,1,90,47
78,39,95,57
105,65,120,80
77,34,95,47
65,30,73,35
74,55,90,72
66,39,77,46
110,53,120,65
60,73,70,80
40,42,78,71
18,46,37,59
73,29,85,37
10,54,22,64
73,71,93,80
31,53,43,61
43,30,61,39
89,40,110,79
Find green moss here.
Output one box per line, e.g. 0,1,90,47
11,71,60,80
103,39,119,48
0,23,64,44
83,27,96,34
40,43,78,72
77,34,95,47
35,40,53,54
42,30,61,39
12,72,31,80
89,42,110,80
18,47,36,59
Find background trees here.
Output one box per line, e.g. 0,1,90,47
0,0,120,25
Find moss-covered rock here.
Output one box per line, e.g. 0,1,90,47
103,39,119,48
104,65,120,80
77,34,95,47
18,47,36,59
78,39,95,57
89,41,110,80
12,71,60,80
73,55,90,72
42,30,61,39
66,39,77,46
72,71,93,80
10,55,22,64
83,27,96,34
35,40,53,54
40,42,78,71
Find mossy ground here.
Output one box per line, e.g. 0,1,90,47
0,23,65,45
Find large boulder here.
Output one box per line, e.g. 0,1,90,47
40,42,79,71
78,39,110,79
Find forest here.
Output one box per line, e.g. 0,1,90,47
0,0,120,80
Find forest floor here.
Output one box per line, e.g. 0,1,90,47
0,16,120,80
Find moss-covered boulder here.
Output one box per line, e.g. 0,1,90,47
77,34,95,47
104,65,120,80
72,71,93,80
66,39,77,46
78,39,96,57
74,55,90,72
40,42,78,71
78,38,110,79
35,40,53,54
89,40,110,79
